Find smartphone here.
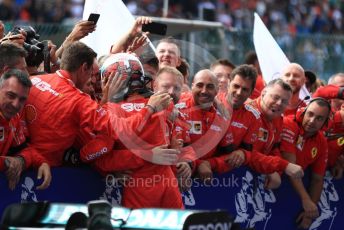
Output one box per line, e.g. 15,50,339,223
88,13,100,24
142,22,167,36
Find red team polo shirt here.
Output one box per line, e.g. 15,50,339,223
217,92,261,150
93,96,184,209
176,93,245,173
280,117,328,175
197,92,261,173
247,98,289,173
25,70,152,166
0,112,46,170
211,93,290,174
326,111,344,167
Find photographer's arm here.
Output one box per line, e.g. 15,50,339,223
0,31,26,46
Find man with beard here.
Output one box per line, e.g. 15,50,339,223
177,69,249,181
0,69,51,190
281,98,330,229
217,64,261,151
203,66,303,181
90,58,193,208
153,66,195,191
281,63,307,116
309,73,344,179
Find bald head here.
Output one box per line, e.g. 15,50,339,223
193,69,218,88
281,63,305,94
328,72,344,111
192,69,218,109
283,63,304,73
328,72,344,86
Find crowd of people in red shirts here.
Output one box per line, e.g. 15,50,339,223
0,1,343,35
0,15,344,229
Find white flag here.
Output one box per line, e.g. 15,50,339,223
253,12,310,100
81,0,136,57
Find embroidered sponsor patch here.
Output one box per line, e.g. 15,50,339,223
121,103,145,112
133,103,145,111
258,127,268,142
175,102,186,109
244,104,261,119
231,121,248,129
281,133,293,143
31,77,59,96
25,104,37,124
193,121,202,134
210,124,221,132
175,126,182,132
188,121,202,134
282,128,295,136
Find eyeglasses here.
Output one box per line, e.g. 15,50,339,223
268,94,289,106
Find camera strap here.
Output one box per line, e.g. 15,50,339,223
42,41,51,73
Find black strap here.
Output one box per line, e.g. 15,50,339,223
8,142,28,155
272,142,280,150
239,142,252,151
217,144,235,155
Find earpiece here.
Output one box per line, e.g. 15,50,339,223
294,107,306,124
294,97,332,130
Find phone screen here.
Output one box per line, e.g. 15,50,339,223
88,13,100,24
142,22,167,36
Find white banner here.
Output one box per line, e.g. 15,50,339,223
253,13,310,100
81,0,136,57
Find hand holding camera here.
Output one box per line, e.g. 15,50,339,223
0,29,26,46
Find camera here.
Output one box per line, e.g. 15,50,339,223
10,26,48,70
87,200,113,230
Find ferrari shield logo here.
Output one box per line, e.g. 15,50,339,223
311,147,318,158
337,137,344,146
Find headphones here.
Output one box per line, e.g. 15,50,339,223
294,97,332,130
